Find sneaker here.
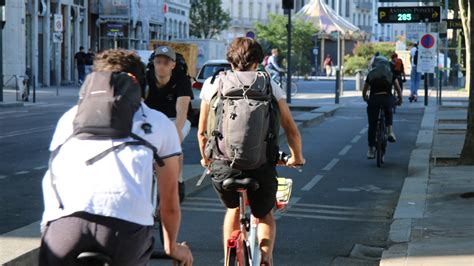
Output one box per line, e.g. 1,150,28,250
367,146,375,159
387,126,397,142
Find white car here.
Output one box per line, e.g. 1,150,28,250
192,59,232,90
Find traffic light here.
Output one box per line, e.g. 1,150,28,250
282,0,294,10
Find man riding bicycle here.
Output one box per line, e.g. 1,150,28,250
362,55,403,159
266,48,285,81
197,37,305,265
39,49,193,265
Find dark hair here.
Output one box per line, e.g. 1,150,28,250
226,37,264,71
93,49,146,95
80,46,84,50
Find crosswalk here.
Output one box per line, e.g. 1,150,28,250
182,197,392,223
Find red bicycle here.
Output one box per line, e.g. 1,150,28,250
223,154,300,266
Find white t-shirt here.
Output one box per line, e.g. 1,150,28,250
199,72,286,103
41,103,181,228
410,47,417,66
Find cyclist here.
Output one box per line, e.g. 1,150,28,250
197,37,305,265
144,46,193,201
362,56,403,159
390,53,406,96
39,49,193,266
266,48,285,81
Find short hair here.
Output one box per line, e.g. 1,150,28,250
79,46,84,50
93,49,145,93
226,37,264,71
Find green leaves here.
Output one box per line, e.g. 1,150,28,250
189,0,231,39
255,14,319,75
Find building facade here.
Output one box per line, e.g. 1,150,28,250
161,0,190,40
220,0,284,42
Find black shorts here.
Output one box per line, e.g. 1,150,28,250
211,160,278,219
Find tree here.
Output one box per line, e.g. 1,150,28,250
189,0,231,39
458,0,474,165
255,14,319,76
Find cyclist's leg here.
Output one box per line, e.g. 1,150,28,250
366,97,379,148
210,161,243,257
246,164,278,264
384,95,396,142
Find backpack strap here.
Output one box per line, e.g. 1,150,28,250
49,135,74,209
85,133,165,167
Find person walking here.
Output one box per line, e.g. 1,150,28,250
324,54,333,77
74,46,87,85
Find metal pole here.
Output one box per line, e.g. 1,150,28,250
443,0,448,87
0,18,5,102
335,0,341,104
335,31,340,104
424,73,428,106
286,10,292,104
33,75,36,103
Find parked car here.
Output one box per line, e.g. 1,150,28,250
192,59,231,90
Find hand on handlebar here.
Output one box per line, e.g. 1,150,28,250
170,242,193,266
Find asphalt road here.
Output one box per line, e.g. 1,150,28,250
0,79,424,265
151,105,423,265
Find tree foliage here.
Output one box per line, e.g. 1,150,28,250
343,42,396,75
255,14,319,75
189,0,231,39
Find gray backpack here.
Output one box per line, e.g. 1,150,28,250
205,70,280,170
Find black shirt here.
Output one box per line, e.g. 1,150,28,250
145,75,194,119
75,52,87,66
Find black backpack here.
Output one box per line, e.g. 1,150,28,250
49,71,164,209
413,49,418,65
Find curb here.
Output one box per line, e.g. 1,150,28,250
0,105,340,265
0,102,24,109
380,106,437,266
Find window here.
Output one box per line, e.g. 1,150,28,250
358,13,361,25
353,13,356,24
238,1,243,18
363,14,366,26
249,2,253,19
345,0,350,17
258,3,262,19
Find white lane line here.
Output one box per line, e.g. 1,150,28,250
301,175,323,191
282,213,389,223
293,202,367,210
0,126,55,139
182,201,222,208
0,110,28,115
322,158,339,171
275,196,300,220
287,207,390,218
181,206,225,213
351,135,362,143
359,127,368,134
186,197,220,202
33,165,48,170
0,175,6,179
338,145,352,156
14,171,30,175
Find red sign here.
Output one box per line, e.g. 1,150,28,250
420,34,435,49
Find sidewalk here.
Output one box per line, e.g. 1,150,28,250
381,93,474,265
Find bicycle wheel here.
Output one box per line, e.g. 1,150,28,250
226,248,238,266
376,111,385,168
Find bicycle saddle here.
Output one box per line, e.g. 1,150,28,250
77,252,112,265
222,177,259,191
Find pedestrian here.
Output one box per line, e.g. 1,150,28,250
74,46,87,85
144,46,193,202
197,37,305,265
39,49,193,265
85,48,95,76
324,54,333,77
409,42,420,102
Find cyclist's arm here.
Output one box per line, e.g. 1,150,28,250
362,82,370,101
278,100,304,165
175,96,191,142
155,157,193,264
197,100,210,166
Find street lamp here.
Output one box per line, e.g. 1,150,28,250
0,0,6,102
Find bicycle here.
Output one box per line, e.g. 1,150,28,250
275,72,297,97
375,106,387,168
223,153,300,266
76,247,180,265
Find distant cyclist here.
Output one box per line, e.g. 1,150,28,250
266,48,285,81
362,55,403,159
390,53,406,96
